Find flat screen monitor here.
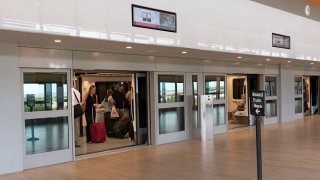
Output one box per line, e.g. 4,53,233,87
132,5,177,32
272,33,290,49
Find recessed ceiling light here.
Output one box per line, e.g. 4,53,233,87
266,58,271,61
54,39,62,43
288,60,292,63
126,46,132,49
182,51,188,54
237,56,242,59
310,62,314,65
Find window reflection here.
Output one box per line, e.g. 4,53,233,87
192,75,199,128
295,77,303,95
23,73,68,112
205,76,225,100
265,77,277,97
159,75,184,103
266,100,277,118
159,107,185,134
25,116,69,155
213,104,226,126
295,98,302,114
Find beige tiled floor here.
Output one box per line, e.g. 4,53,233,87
3,115,320,179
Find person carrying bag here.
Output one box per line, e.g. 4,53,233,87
73,91,86,119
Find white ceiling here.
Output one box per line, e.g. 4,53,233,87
0,29,318,69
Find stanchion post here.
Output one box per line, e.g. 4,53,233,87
256,116,262,180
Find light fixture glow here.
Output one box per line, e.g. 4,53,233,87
54,39,62,43
237,56,242,59
126,46,132,49
288,60,292,63
182,51,188,54
310,62,314,65
266,58,271,61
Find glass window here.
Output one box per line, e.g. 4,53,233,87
192,75,199,128
265,77,277,97
213,104,226,126
158,75,184,103
232,78,245,99
25,116,69,155
205,76,225,100
266,100,277,118
295,77,303,95
295,98,302,113
23,72,68,112
159,107,185,134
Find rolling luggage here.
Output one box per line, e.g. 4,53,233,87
113,110,134,140
90,123,106,143
104,112,118,137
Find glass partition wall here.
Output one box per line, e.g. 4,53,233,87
295,76,303,114
264,76,279,125
156,73,188,144
22,69,72,169
204,75,227,134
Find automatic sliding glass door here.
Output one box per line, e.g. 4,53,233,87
204,74,227,134
156,73,188,144
22,69,72,169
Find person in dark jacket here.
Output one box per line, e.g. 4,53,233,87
83,85,98,143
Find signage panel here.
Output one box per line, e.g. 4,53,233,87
132,5,177,32
250,91,265,116
272,33,290,49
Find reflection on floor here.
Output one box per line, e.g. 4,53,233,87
75,136,135,156
7,115,320,179
228,119,247,129
25,118,69,155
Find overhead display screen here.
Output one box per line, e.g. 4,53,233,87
132,5,177,32
272,33,291,49
251,0,320,22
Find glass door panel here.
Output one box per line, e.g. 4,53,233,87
22,69,72,169
265,76,279,125
205,75,227,134
157,73,187,145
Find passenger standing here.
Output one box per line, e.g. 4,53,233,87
101,89,114,118
83,85,98,143
72,88,85,147
113,84,126,113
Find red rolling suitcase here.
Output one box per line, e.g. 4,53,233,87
90,123,106,143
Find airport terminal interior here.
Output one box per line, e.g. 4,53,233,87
1,0,320,179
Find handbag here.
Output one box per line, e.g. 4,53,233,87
73,91,85,119
110,106,119,118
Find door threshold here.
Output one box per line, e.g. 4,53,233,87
75,144,149,161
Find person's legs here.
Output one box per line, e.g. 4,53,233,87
74,117,80,147
85,113,92,143
232,109,238,123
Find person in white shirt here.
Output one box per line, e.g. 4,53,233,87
72,88,84,147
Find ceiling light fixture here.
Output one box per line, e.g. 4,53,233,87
126,46,132,49
182,51,188,54
54,39,62,43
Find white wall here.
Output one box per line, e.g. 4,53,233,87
280,66,302,122
0,43,23,174
0,0,319,61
